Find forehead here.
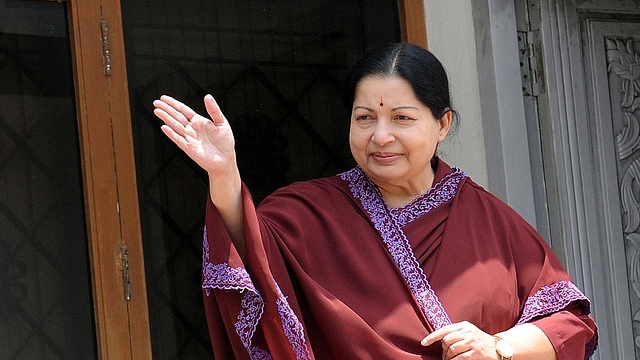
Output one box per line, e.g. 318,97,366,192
354,75,419,102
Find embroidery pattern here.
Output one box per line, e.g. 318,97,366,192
248,347,272,360
202,226,310,360
517,280,589,325
202,227,269,358
275,285,312,360
390,168,466,227
340,167,466,330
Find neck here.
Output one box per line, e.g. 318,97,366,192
377,175,434,208
381,191,426,208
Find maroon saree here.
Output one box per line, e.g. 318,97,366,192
201,159,597,359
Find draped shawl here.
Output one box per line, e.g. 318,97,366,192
202,160,597,359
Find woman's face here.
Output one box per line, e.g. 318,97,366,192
349,75,451,190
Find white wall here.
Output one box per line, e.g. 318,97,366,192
423,0,489,188
423,0,539,228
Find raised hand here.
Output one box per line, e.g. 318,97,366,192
153,94,245,259
153,94,236,175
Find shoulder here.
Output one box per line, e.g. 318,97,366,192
457,177,526,221
258,173,352,209
452,175,549,251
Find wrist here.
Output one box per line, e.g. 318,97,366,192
494,335,514,360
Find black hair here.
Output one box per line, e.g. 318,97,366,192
343,43,459,128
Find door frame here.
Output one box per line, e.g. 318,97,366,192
67,0,151,358
399,0,428,47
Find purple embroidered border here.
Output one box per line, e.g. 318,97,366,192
517,280,589,325
275,285,312,360
202,226,269,358
340,167,466,330
248,347,272,360
517,281,597,359
202,226,310,360
390,168,466,227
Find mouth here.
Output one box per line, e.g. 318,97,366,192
371,152,402,164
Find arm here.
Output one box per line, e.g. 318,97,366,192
207,164,245,263
153,95,247,262
495,323,557,360
421,321,557,360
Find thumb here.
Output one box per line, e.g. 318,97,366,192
203,94,227,125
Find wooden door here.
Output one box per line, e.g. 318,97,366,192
0,0,151,359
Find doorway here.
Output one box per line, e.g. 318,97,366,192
1,0,421,357
121,1,403,358
0,0,97,358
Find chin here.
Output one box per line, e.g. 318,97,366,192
366,168,403,183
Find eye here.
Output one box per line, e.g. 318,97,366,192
394,115,415,122
356,114,374,121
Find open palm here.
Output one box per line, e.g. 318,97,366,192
153,94,236,174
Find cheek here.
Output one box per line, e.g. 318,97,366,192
349,133,369,160
349,129,368,148
348,132,357,151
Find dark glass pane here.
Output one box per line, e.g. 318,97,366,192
122,1,400,358
0,0,97,359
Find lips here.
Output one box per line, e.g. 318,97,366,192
371,152,402,164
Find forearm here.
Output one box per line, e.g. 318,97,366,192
496,323,557,360
208,164,246,262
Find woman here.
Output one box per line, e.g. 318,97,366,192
153,43,597,359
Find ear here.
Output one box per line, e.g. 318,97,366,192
437,111,452,142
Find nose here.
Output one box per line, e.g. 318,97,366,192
371,120,395,145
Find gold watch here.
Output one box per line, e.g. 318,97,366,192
494,335,514,360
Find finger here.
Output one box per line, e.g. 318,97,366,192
153,100,189,129
443,342,470,360
153,108,188,137
153,96,196,127
445,343,457,359
421,323,462,347
160,124,189,152
160,95,199,120
421,330,447,347
203,94,226,126
421,334,439,347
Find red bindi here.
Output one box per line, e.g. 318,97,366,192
379,96,384,107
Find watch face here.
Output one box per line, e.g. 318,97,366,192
496,339,514,357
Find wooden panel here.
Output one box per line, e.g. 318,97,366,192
67,1,130,359
398,0,428,48
100,1,152,358
67,0,151,358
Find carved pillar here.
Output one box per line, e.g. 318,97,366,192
606,37,640,353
